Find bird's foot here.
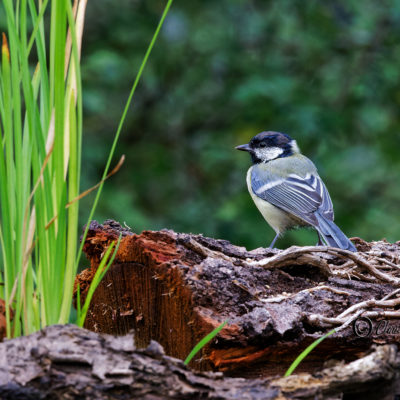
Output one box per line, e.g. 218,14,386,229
268,233,280,249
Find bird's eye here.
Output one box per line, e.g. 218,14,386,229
259,142,267,148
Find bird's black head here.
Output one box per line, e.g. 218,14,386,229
235,131,299,164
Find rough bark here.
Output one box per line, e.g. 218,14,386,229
0,300,8,341
77,220,400,378
0,299,14,342
0,324,399,400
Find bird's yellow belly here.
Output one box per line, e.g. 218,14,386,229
246,169,307,235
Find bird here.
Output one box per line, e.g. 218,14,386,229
236,131,357,252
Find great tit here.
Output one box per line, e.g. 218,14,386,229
236,131,357,252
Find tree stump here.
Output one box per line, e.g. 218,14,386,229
77,220,400,377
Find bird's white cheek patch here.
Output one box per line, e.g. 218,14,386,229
290,140,300,154
255,147,284,162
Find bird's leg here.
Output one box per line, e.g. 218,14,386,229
269,233,280,249
316,232,324,246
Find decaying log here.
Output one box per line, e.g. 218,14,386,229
0,324,399,400
0,299,13,342
0,300,8,341
77,220,400,377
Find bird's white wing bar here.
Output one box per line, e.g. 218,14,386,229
255,179,285,194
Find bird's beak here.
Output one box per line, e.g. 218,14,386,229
235,143,252,152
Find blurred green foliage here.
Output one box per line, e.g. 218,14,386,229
80,0,400,249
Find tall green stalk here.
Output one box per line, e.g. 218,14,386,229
0,0,83,337
0,0,174,338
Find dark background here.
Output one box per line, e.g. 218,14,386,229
79,0,400,250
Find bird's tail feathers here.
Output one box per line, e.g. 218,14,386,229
315,212,357,252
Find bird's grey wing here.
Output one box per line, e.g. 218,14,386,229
251,166,334,225
283,173,334,220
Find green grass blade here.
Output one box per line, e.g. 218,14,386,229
76,235,121,327
58,0,84,324
284,329,336,377
76,283,81,318
26,0,50,56
77,0,175,266
184,320,229,365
